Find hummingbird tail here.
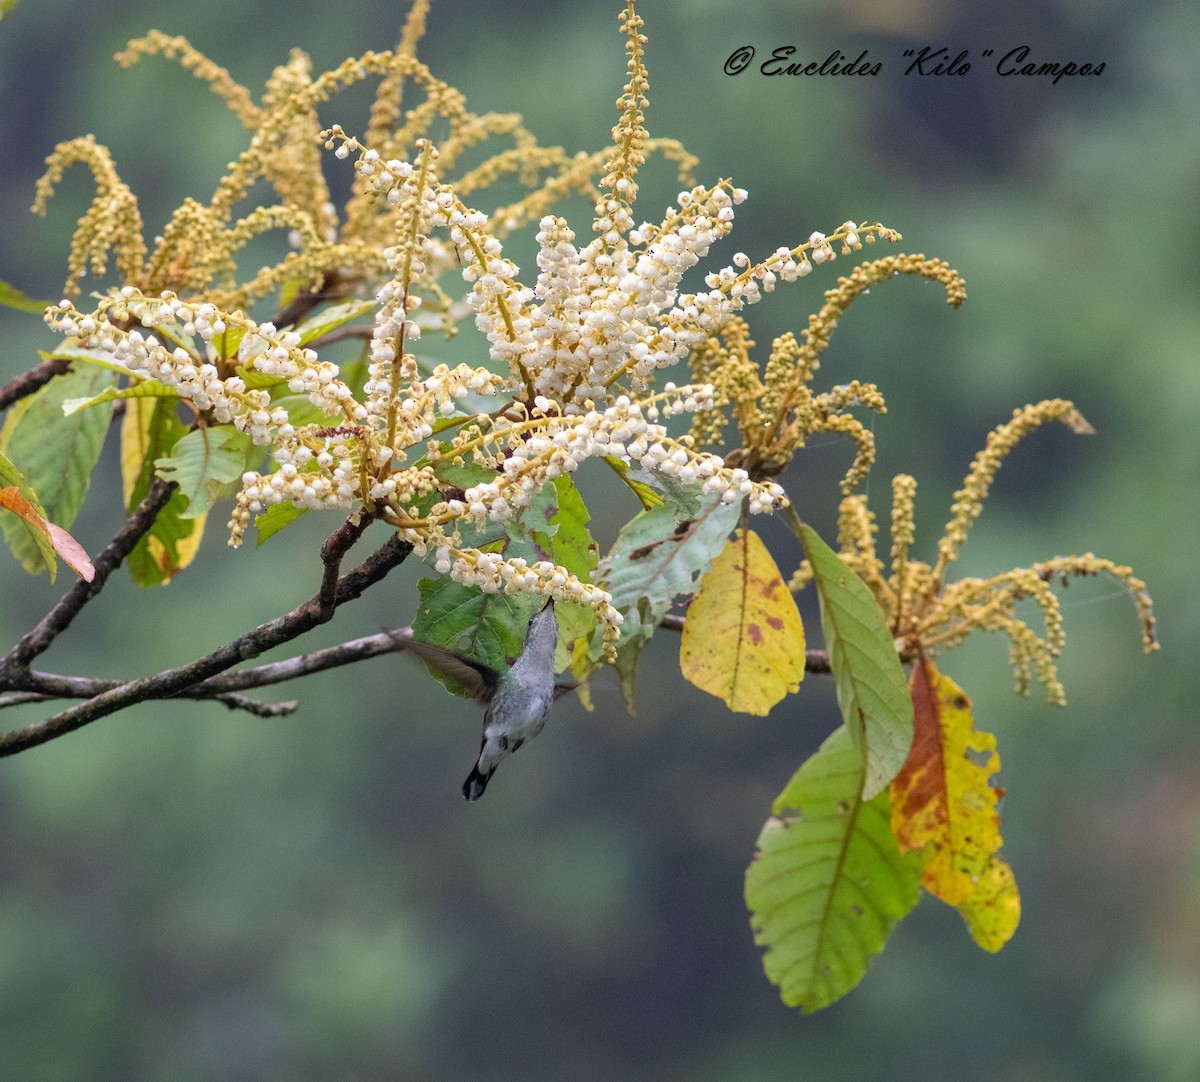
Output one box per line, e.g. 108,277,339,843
462,765,492,801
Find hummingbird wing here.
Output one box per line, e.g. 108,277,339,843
384,627,502,704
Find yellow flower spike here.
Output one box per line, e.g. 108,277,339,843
934,399,1094,581
116,32,262,128
836,494,886,601
795,253,966,383
32,137,147,297
890,473,917,631
799,401,1155,703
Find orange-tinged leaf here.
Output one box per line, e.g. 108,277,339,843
889,659,1019,948
44,521,95,581
0,486,94,581
680,528,805,715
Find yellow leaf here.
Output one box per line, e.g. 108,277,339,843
120,393,155,508
173,509,206,573
141,509,206,584
680,528,805,715
889,659,1020,949
958,854,1021,952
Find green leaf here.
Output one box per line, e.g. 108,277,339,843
431,458,498,491
123,399,199,587
265,392,343,427
745,724,922,1013
155,426,253,519
254,500,309,546
602,455,663,511
0,449,57,578
528,475,597,580
800,523,914,799
126,486,196,586
62,379,178,415
293,298,377,345
277,277,303,311
600,493,739,629
412,579,534,698
527,475,598,668
611,632,644,714
40,345,142,378
0,278,51,313
626,465,706,519
0,364,115,575
235,366,286,392
211,321,246,363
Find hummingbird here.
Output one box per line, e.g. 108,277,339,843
389,598,569,799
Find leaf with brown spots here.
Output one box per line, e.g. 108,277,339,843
680,528,805,715
889,659,1020,951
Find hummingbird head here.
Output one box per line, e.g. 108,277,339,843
525,596,556,639
513,596,559,668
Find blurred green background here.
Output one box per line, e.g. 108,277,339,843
0,0,1196,1079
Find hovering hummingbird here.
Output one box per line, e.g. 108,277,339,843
389,598,570,799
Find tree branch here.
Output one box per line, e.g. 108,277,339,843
0,673,299,717
0,357,71,414
0,502,829,756
1,476,177,676
4,631,402,702
0,525,411,757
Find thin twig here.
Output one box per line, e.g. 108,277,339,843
191,632,401,692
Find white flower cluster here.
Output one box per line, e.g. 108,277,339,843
504,185,749,405
360,144,437,420
333,132,760,409
457,387,786,527
237,326,358,425
44,292,259,428
330,133,894,449
42,128,876,605
237,433,360,516
43,288,361,446
444,549,624,648
422,363,505,417
43,287,379,549
330,131,513,440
